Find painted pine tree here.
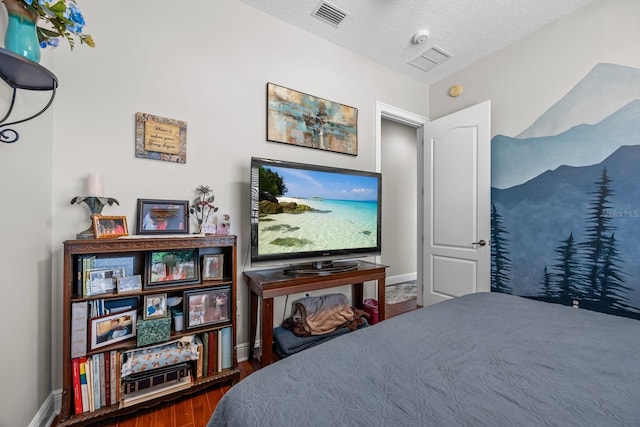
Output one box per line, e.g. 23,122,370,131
552,232,581,305
490,204,512,294
581,168,616,303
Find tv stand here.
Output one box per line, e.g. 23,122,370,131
244,260,387,366
283,260,359,275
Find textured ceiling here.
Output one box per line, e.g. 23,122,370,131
240,0,596,85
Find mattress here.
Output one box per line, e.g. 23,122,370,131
208,292,640,427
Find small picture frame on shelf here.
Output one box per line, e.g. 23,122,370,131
90,309,137,351
143,293,168,320
117,274,142,294
86,267,125,296
136,199,189,235
185,286,231,329
202,254,223,281
146,249,199,286
93,215,128,238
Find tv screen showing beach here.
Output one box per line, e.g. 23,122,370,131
253,161,381,260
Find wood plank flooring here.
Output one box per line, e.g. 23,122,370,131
57,298,419,427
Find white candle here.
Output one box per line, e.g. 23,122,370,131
86,172,104,197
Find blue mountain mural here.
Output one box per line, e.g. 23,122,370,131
491,63,640,318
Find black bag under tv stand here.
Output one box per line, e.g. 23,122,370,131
283,260,360,275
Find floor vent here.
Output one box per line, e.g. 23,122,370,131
408,46,452,72
312,1,349,27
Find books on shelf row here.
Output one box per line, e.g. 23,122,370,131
71,328,233,414
71,351,120,415
76,255,135,298
194,327,233,378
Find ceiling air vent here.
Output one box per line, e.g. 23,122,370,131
312,1,349,27
409,46,452,72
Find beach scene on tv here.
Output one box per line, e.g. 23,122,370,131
257,165,379,256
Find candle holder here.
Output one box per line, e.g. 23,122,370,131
70,196,120,239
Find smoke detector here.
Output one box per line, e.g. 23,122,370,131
412,29,430,45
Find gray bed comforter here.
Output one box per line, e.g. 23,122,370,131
208,292,640,427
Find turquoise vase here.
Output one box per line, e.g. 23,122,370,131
4,11,41,63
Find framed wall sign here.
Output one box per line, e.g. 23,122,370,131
135,112,187,163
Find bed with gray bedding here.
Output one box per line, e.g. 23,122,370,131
208,292,640,427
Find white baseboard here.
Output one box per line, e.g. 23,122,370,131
29,390,60,427
386,272,417,286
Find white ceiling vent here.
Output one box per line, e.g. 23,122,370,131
409,46,452,72
312,1,349,27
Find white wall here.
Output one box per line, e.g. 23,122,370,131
429,0,640,135
0,0,429,424
381,119,417,282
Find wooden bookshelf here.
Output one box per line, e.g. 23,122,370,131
57,236,240,426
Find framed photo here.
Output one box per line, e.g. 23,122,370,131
266,82,358,155
90,309,137,350
117,274,142,293
86,267,125,296
147,249,199,286
136,199,189,235
93,215,128,238
202,254,223,281
143,293,168,320
185,287,231,329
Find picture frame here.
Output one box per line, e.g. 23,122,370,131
93,215,128,238
184,286,231,329
266,82,358,155
86,267,125,296
143,293,168,320
117,274,142,294
202,254,224,281
146,249,199,286
90,309,137,351
136,199,189,235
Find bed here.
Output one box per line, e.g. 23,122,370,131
208,292,640,427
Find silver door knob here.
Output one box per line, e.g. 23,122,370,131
472,239,487,246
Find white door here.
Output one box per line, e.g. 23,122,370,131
422,101,491,306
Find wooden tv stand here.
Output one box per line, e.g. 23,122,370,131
244,260,387,366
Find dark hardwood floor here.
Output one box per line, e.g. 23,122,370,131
60,298,419,427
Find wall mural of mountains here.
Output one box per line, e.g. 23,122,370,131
491,63,640,319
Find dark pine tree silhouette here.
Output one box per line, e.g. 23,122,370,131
552,232,581,306
539,266,556,298
581,167,616,303
491,204,512,294
598,233,636,314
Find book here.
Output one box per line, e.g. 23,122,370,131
71,301,88,358
99,353,106,407
194,335,204,378
92,354,101,410
79,357,89,413
202,332,209,377
110,351,118,406
72,358,83,415
217,330,222,372
85,357,93,412
104,351,111,406
221,327,232,370
208,330,217,376
120,375,192,408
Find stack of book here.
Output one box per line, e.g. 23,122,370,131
71,351,120,415
192,327,233,379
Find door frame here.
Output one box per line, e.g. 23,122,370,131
375,101,428,305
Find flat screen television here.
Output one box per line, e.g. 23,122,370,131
250,157,382,273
